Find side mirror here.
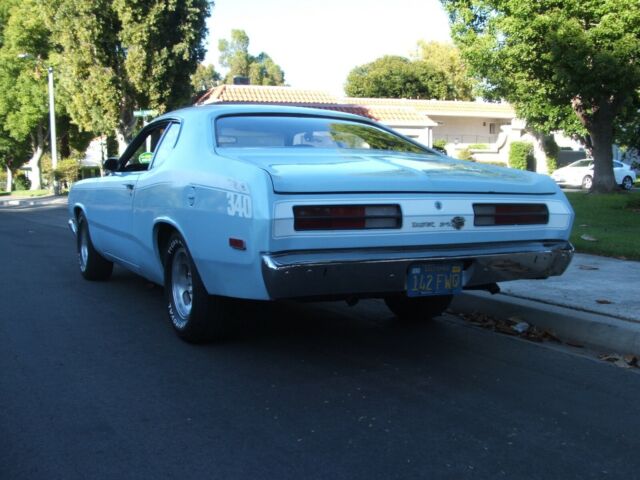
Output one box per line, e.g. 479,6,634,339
103,157,120,173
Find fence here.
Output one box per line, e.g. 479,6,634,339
434,134,499,145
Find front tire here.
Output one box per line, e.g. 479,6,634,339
384,294,453,322
164,233,229,343
77,213,113,281
581,175,593,190
622,176,634,190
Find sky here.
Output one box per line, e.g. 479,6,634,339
204,0,452,95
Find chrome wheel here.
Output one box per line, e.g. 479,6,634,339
79,225,89,272
171,246,193,325
582,175,593,190
622,176,633,190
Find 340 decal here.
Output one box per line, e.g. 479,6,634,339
226,192,252,218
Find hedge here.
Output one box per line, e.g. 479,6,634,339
509,141,535,171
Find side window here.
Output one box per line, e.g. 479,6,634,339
151,123,180,169
122,125,167,171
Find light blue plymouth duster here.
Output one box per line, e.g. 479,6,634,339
68,105,574,342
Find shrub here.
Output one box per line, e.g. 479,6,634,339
432,139,447,154
468,143,489,150
14,173,31,191
542,135,559,173
433,139,447,149
54,157,81,188
509,141,535,171
457,147,474,161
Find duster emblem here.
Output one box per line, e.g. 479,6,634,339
451,216,465,230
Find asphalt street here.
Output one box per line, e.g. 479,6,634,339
1,205,640,480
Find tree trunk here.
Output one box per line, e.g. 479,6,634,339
28,126,45,191
5,165,12,193
571,97,618,193
588,121,617,193
115,129,129,156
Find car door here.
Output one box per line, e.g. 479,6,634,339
90,122,171,268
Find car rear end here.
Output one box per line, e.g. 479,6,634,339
213,108,574,302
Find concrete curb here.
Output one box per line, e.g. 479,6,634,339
0,196,67,207
450,291,640,356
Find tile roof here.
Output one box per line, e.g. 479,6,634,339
198,85,339,105
342,97,516,118
195,84,509,125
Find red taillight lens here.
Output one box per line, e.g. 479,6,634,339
293,205,401,231
473,204,549,226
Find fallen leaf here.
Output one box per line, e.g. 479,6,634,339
512,322,530,334
596,299,613,304
580,234,598,242
623,355,638,366
599,353,620,362
579,224,589,227
578,265,599,271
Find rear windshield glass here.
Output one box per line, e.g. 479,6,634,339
215,115,427,154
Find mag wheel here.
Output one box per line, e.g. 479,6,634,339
581,175,593,190
164,233,230,343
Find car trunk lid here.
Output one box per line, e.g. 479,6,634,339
218,149,558,195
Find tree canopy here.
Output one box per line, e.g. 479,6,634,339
191,64,221,95
45,0,211,150
344,46,474,100
218,29,285,86
0,0,53,189
415,41,475,101
441,0,640,192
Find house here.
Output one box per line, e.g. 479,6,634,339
195,84,585,173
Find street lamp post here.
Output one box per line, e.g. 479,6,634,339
47,66,58,193
17,54,58,193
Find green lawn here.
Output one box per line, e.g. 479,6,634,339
0,189,51,198
566,191,640,261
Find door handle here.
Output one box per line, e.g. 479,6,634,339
124,183,135,191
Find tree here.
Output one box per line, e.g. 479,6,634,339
0,0,53,190
441,0,640,193
345,55,439,98
45,0,211,153
344,54,473,100
191,64,221,94
415,41,475,100
218,29,285,85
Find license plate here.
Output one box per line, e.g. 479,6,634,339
406,263,463,297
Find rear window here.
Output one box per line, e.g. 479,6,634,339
215,115,426,154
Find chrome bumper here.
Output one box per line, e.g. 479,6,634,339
261,240,574,300
68,218,77,235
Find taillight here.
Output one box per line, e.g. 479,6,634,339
473,204,549,226
293,205,402,231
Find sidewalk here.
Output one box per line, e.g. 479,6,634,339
451,253,640,355
0,194,67,207
500,253,640,322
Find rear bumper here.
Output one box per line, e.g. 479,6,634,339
261,240,574,300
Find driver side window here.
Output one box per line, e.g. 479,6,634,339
122,125,168,171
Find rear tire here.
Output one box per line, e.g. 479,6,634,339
621,176,633,190
163,233,229,343
77,213,113,281
384,294,453,322
581,175,593,190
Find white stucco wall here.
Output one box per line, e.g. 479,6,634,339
431,116,511,145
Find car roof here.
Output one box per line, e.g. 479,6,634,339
154,103,378,124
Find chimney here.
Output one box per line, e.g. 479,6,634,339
233,76,250,85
